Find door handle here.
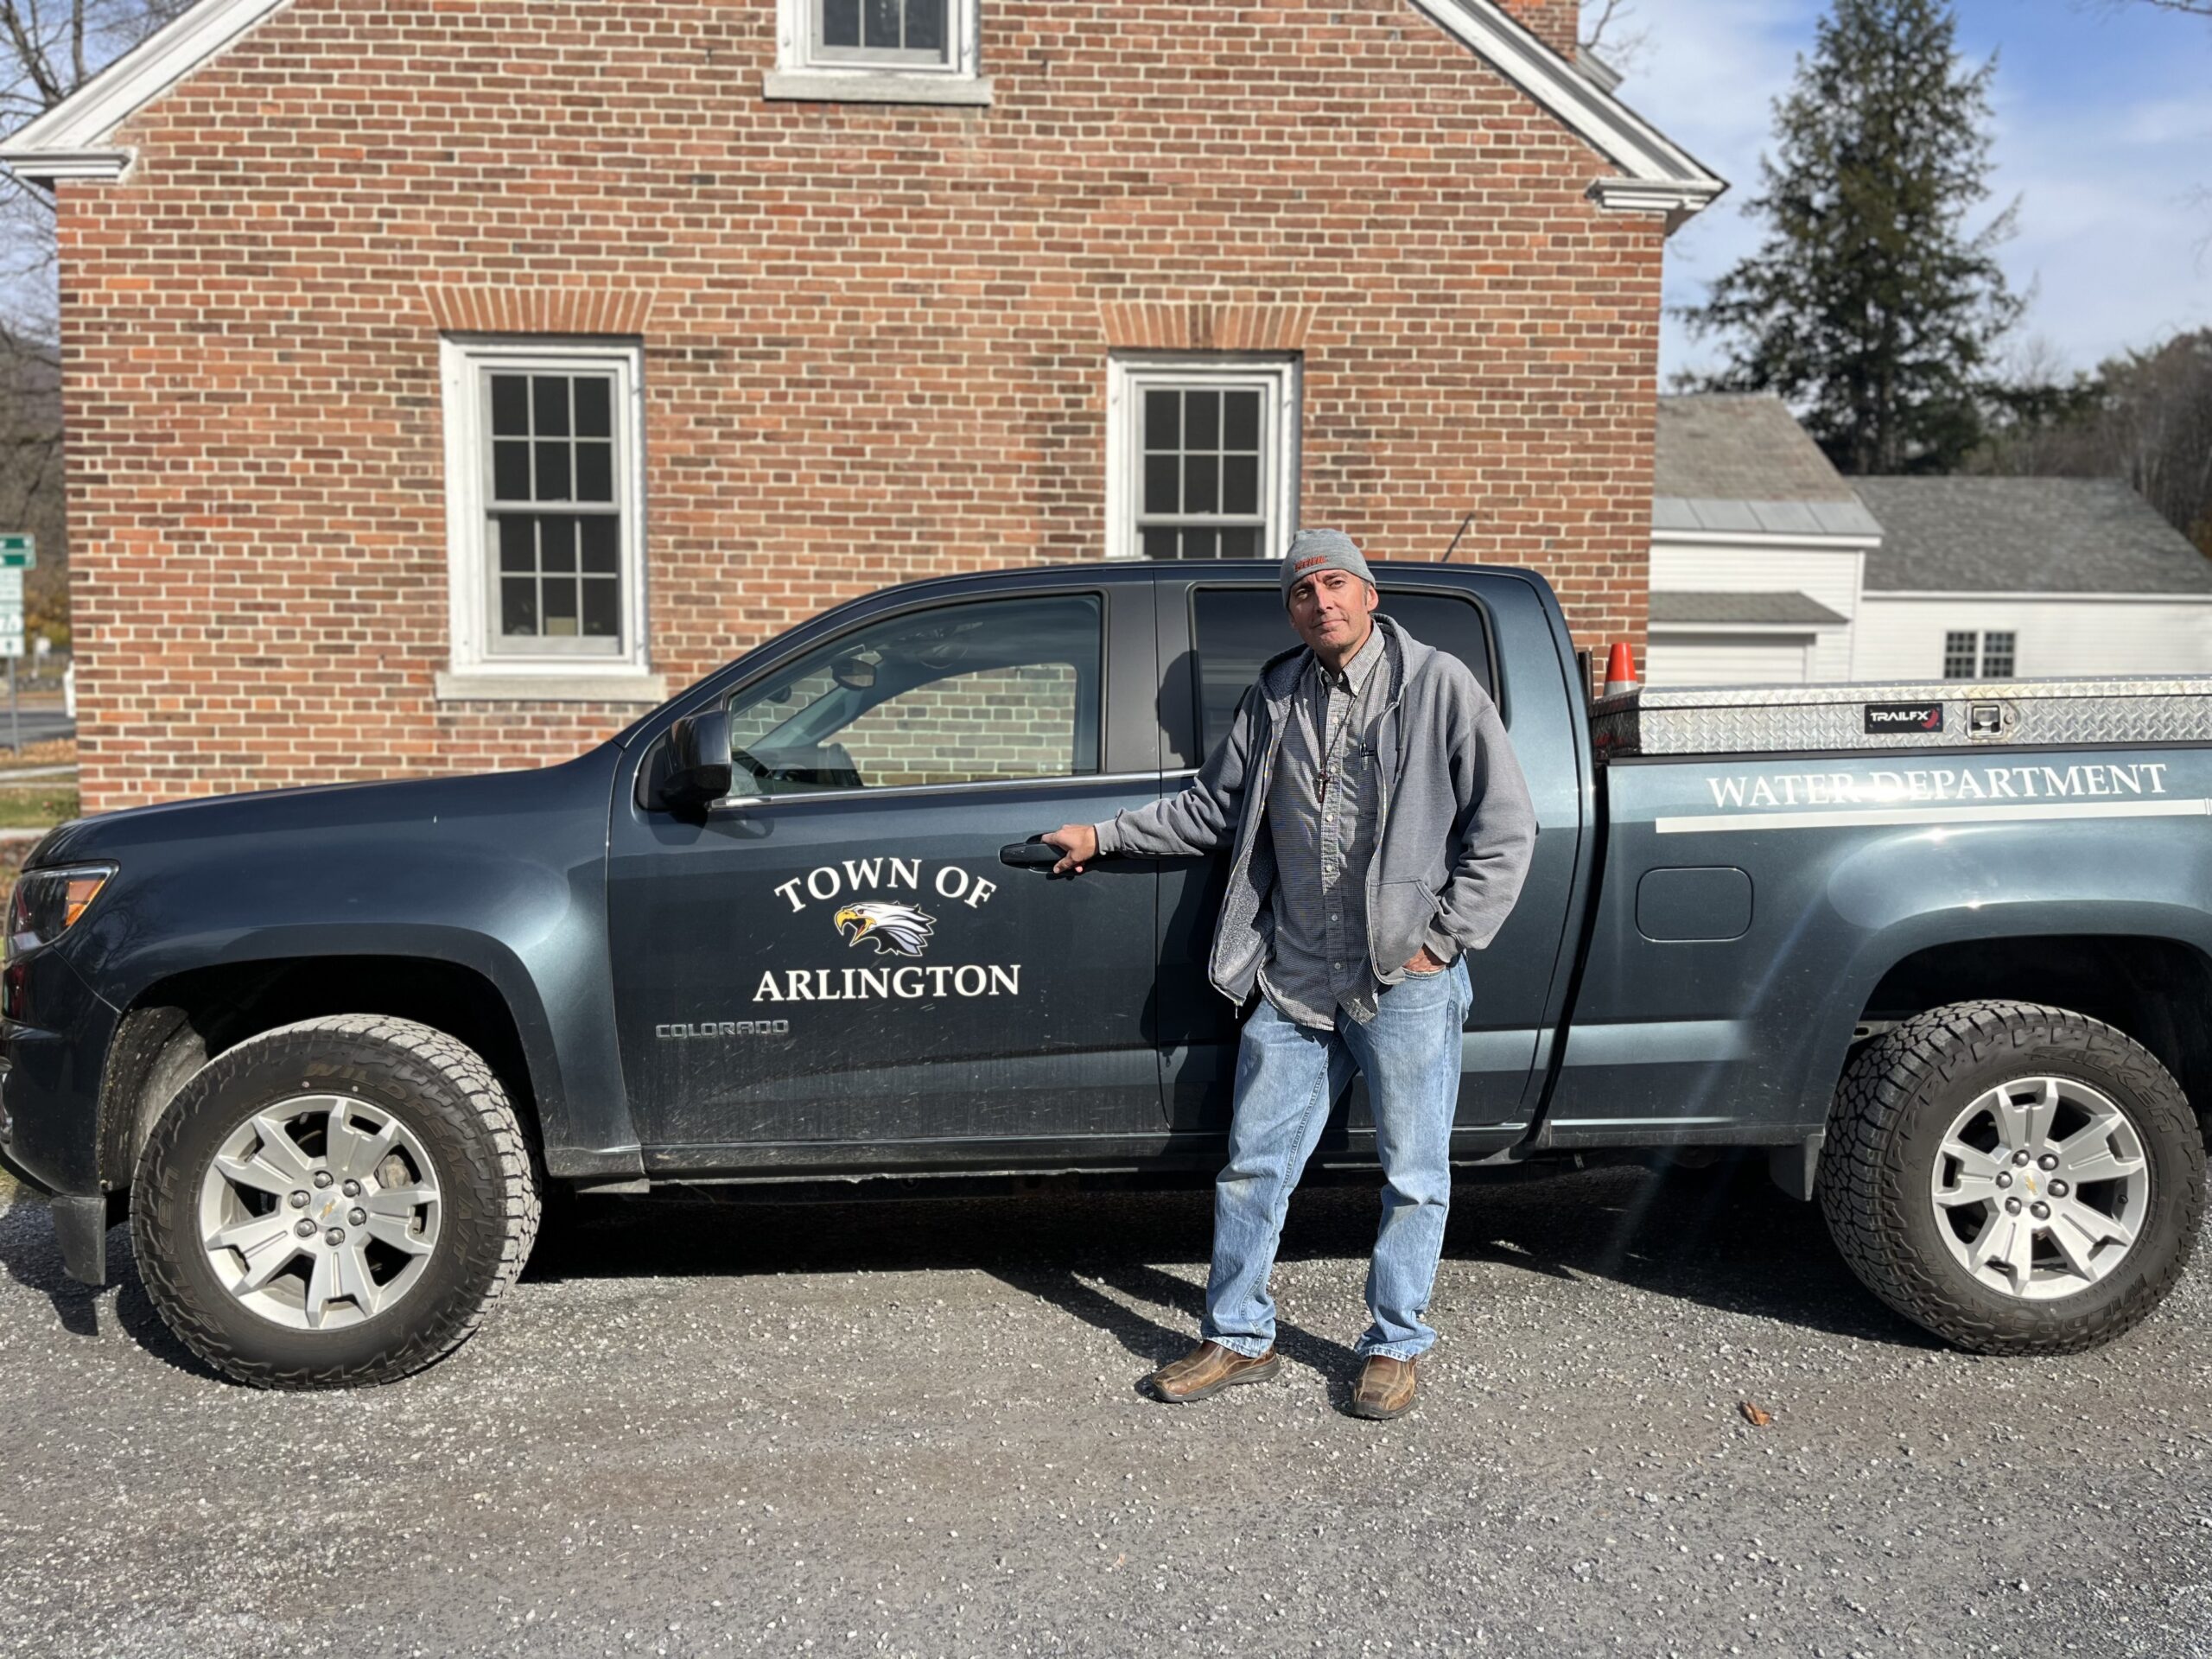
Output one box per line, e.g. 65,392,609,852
999,840,1063,869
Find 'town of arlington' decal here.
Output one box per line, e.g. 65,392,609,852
755,857,1022,1002
1657,760,2211,834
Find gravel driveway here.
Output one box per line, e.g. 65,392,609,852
2,1162,2208,1659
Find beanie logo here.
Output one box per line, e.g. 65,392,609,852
1293,555,1329,572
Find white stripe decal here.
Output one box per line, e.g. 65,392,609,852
1653,798,2212,835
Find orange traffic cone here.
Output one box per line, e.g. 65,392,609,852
1602,641,1639,698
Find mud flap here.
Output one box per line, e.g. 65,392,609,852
50,1193,109,1286
1766,1134,1823,1202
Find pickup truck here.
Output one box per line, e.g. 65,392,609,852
3,560,2205,1388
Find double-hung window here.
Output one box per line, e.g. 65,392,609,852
766,0,988,104
1942,630,2017,680
440,339,656,698
1107,356,1300,561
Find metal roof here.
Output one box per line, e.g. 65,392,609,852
1649,591,1850,627
1855,477,2212,595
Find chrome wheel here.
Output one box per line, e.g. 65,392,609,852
195,1095,442,1331
1929,1075,2150,1302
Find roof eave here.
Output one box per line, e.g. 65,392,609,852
0,145,132,183
0,0,289,184
1414,0,1727,232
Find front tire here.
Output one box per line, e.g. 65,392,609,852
1819,1000,2203,1355
131,1014,539,1388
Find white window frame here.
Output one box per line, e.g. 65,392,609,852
1106,354,1301,563
438,336,662,702
764,0,990,106
1942,628,2018,681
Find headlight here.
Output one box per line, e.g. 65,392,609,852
7,864,116,955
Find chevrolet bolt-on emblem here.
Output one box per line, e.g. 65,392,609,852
2024,1173,2038,1197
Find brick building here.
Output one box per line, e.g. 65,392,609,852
3,0,1719,811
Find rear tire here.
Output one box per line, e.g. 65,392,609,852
1819,1000,2203,1355
131,1014,539,1389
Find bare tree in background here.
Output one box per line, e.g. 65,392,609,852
1580,0,1653,76
2,0,189,640
1981,329,2212,556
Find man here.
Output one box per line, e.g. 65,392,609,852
1043,529,1535,1421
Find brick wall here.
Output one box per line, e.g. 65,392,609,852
60,0,1662,810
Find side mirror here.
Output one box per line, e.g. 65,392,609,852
661,710,734,809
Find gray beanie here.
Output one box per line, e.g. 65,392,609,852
1281,528,1375,604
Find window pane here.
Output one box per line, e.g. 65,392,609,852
904,0,946,54
1982,632,2016,677
535,440,571,502
1942,630,1978,680
500,576,538,637
573,378,611,438
1217,525,1260,560
543,575,580,635
497,515,536,573
821,0,860,44
490,375,529,437
575,441,613,503
864,0,900,48
1192,587,1496,752
722,595,1103,793
1181,529,1218,560
1185,391,1219,450
1223,390,1261,452
1183,454,1219,514
1222,454,1260,516
1145,390,1179,452
1142,528,1178,561
1143,455,1179,516
539,516,576,574
582,576,620,639
531,375,569,437
580,515,620,574
493,441,531,502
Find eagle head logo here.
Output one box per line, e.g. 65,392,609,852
834,901,937,958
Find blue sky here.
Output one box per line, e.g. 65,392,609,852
1614,0,2212,383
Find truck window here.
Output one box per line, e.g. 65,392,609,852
1188,587,1496,755
722,594,1103,795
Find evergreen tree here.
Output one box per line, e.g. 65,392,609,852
1679,0,2023,474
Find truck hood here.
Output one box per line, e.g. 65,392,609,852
28,747,620,869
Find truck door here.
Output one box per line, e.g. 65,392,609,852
607,582,1164,1169
1152,575,1579,1153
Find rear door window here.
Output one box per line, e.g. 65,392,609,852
1187,587,1497,755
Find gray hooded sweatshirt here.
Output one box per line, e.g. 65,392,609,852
1094,614,1537,1005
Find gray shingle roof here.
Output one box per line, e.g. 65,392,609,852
1649,591,1850,627
1656,393,1859,503
1855,477,2212,595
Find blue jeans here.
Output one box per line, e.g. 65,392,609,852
1200,958,1471,1362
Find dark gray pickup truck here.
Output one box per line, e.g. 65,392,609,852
3,561,2206,1387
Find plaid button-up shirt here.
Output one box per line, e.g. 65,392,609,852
1256,622,1390,1028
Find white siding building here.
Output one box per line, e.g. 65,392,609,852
1850,477,2212,682
1646,396,2212,687
1647,395,1880,687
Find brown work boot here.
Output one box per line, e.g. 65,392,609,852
1350,1354,1419,1421
1141,1340,1280,1403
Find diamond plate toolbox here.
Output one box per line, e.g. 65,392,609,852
1591,677,2212,759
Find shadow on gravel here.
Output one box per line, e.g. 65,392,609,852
525,1160,1929,1351
0,1189,103,1338
0,1194,222,1378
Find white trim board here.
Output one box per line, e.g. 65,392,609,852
1411,0,1725,228
0,0,291,181
1656,798,2212,836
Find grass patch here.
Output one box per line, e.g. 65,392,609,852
0,787,75,826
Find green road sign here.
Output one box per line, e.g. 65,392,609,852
0,534,31,569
